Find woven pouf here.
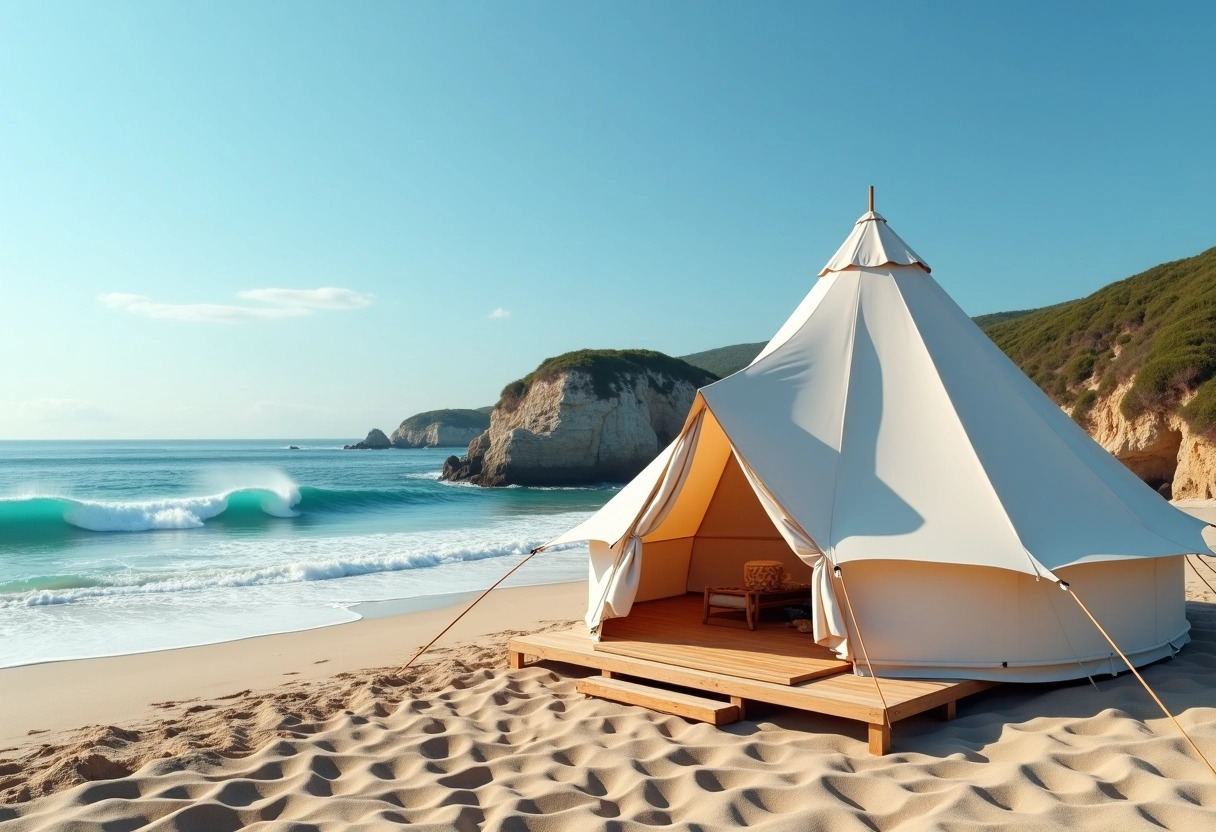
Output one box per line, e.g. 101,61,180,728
743,560,786,591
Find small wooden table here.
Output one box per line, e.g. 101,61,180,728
702,586,811,630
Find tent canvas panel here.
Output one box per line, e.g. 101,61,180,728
897,274,1211,568
830,270,1040,572
842,557,1188,682
634,537,693,603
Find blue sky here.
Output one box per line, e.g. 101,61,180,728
1,2,1213,439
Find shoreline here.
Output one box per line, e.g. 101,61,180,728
0,577,584,673
0,580,587,745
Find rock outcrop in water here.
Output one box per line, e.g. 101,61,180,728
389,409,490,449
441,350,716,486
344,428,391,450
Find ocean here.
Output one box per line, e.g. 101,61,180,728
0,440,612,668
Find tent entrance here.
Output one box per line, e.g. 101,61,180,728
595,594,849,685
636,439,816,604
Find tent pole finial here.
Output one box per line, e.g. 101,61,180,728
868,185,874,213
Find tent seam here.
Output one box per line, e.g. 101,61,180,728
824,274,863,557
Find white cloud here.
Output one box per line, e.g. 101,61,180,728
99,294,308,323
99,287,372,323
19,398,115,422
489,307,511,319
237,287,372,310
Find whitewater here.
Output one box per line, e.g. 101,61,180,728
0,440,613,667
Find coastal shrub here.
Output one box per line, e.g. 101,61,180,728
1097,371,1118,396
1183,380,1216,437
497,349,717,411
1065,352,1097,385
1071,389,1099,426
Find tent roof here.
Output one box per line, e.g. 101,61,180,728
819,211,929,276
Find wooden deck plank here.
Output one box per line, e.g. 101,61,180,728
509,630,885,721
595,594,851,686
577,676,741,726
509,627,996,743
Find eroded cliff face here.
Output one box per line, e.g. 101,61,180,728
1084,381,1216,499
440,370,699,486
390,423,485,449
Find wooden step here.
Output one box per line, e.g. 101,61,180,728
576,676,741,726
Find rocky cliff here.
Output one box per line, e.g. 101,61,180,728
389,409,490,448
1077,381,1216,499
441,350,715,486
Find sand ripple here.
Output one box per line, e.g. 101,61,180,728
3,603,1216,830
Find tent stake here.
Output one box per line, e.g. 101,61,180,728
1061,581,1216,779
835,565,891,727
399,548,542,672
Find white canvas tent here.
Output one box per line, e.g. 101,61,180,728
538,205,1214,683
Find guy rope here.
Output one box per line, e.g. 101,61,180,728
400,548,542,672
1059,580,1216,779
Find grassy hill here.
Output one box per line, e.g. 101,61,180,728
972,305,1061,328
396,408,489,432
679,342,766,377
984,246,1216,432
499,349,717,410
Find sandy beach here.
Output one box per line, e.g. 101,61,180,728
3,572,1216,830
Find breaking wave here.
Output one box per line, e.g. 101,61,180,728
0,483,455,536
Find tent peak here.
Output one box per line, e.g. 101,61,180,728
819,210,931,277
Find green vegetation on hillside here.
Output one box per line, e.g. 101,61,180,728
972,304,1063,328
984,246,1216,433
397,408,489,431
679,342,766,378
499,349,717,411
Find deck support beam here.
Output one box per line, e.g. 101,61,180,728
730,695,747,720
868,721,891,755
508,650,526,670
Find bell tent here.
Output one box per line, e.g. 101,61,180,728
536,200,1212,684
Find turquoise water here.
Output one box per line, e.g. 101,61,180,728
0,441,611,667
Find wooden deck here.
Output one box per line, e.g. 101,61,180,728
509,595,995,755
598,594,849,685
